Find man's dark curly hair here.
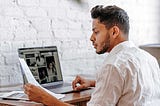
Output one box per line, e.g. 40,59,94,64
91,5,130,35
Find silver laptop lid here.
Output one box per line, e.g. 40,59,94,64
18,46,63,87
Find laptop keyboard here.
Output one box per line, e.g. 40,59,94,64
45,83,91,94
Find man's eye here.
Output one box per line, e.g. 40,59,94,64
95,31,99,34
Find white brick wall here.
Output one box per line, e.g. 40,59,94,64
0,0,159,91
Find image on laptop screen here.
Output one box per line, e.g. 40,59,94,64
18,46,63,86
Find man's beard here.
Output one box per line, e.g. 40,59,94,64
96,34,110,54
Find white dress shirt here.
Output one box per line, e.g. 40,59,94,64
87,41,160,106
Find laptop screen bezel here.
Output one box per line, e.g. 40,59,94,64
18,46,64,87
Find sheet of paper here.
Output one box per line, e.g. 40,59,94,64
19,58,65,99
0,91,28,100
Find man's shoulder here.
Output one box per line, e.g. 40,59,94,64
103,43,157,68
103,47,141,69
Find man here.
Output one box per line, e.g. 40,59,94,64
24,5,160,106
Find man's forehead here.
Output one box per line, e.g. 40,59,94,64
92,19,100,25
92,19,105,30
92,19,99,30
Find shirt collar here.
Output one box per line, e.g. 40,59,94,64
109,41,136,55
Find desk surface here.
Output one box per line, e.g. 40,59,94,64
62,88,93,104
0,88,94,106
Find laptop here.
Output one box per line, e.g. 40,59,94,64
18,46,74,94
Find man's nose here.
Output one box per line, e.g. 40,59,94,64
90,33,95,41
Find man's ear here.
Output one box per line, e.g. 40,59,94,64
110,26,120,39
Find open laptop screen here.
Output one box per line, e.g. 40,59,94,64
18,46,63,87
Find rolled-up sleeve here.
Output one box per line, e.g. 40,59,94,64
87,64,124,106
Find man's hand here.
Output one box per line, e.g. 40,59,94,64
24,83,71,106
24,83,52,103
72,75,95,91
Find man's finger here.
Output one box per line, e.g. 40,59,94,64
72,75,81,89
74,85,85,91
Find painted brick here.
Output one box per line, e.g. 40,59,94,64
3,6,24,17
51,18,68,30
24,7,47,17
0,0,16,7
18,0,39,7
40,0,59,7
29,18,51,31
0,28,13,41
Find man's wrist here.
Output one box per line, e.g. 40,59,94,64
90,80,96,87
